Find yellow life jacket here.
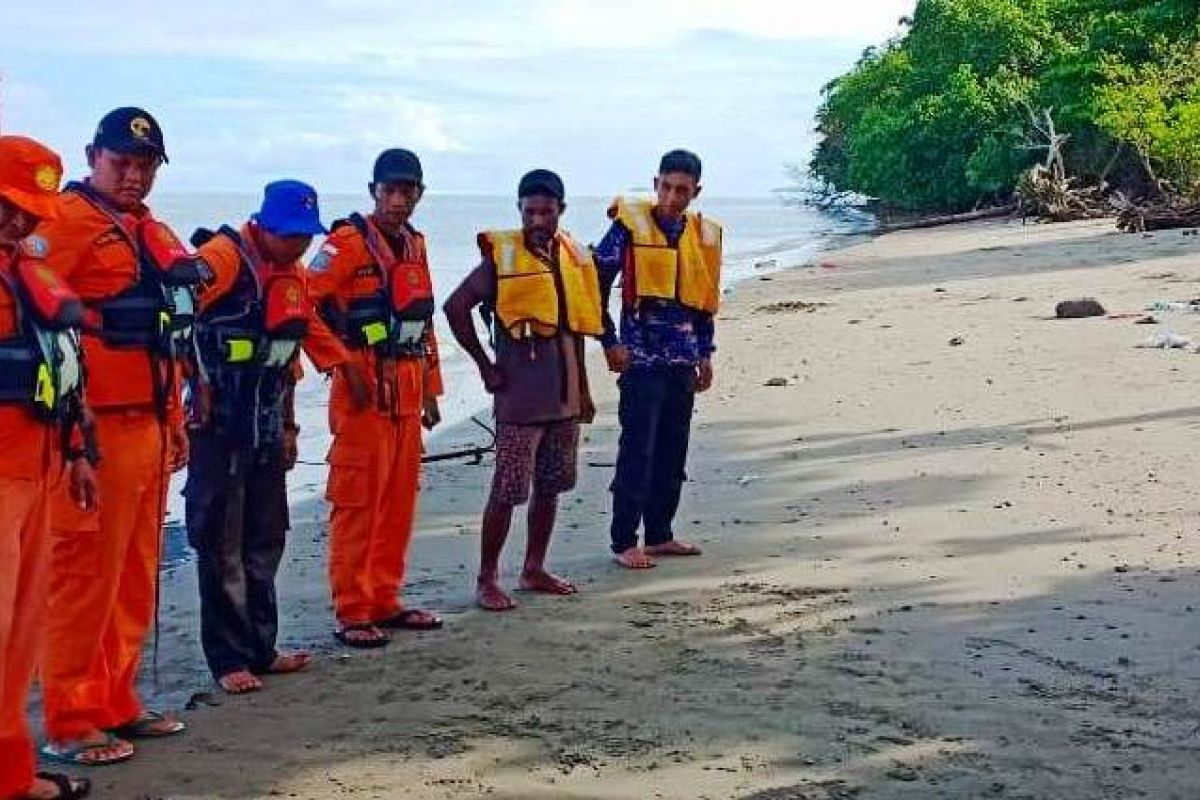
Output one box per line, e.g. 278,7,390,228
479,229,604,339
608,196,722,313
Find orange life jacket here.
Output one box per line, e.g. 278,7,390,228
0,246,85,417
320,213,435,356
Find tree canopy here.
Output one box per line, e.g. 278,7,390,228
810,0,1200,212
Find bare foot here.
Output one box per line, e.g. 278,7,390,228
613,547,657,569
266,651,312,674
644,540,702,557
218,670,263,695
476,579,518,611
518,569,577,595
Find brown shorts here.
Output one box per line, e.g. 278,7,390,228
489,419,580,507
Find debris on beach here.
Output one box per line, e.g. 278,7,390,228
948,336,965,346
1145,299,1200,314
756,299,828,315
765,377,790,387
1137,331,1192,349
1055,298,1106,318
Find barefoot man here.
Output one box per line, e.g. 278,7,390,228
443,169,603,611
596,149,722,569
186,180,357,693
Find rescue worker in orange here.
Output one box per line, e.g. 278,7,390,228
0,136,96,800
443,169,603,612
37,108,206,766
187,180,358,692
308,149,444,648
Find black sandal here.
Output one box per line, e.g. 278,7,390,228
377,609,444,631
32,772,91,800
333,624,389,649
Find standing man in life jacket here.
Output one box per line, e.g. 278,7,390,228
37,108,205,766
308,149,444,648
596,149,721,570
444,169,603,612
0,136,96,800
187,180,360,692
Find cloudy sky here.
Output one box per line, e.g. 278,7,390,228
1,1,913,196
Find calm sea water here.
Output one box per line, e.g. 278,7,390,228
153,193,872,542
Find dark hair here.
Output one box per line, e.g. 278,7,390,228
659,149,701,181
517,169,565,201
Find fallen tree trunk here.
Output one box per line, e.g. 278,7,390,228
1116,202,1200,232
877,204,1017,233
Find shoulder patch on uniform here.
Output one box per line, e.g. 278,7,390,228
309,245,336,272
20,235,49,258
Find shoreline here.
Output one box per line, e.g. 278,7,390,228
93,215,1200,799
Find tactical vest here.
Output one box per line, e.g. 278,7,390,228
321,213,435,357
0,252,85,419
189,225,309,447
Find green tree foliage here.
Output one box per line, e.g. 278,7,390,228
811,0,1200,212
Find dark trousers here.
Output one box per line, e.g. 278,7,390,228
610,366,696,553
184,432,290,679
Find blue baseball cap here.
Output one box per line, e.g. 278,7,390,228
253,180,327,236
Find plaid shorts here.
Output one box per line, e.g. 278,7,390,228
489,419,580,507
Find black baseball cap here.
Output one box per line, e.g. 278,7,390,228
92,107,168,162
373,149,423,185
518,169,564,201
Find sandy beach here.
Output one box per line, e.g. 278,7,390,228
82,217,1200,799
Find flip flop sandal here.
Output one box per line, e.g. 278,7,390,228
110,710,187,739
377,609,444,630
41,734,133,767
33,772,92,800
334,624,390,648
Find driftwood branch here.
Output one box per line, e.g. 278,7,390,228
877,204,1017,233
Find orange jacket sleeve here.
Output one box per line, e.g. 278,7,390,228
300,267,351,373
306,230,362,306
195,236,244,313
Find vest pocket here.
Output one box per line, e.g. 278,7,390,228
632,246,678,301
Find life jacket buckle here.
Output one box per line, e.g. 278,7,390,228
34,362,55,410
225,338,255,363
361,321,389,347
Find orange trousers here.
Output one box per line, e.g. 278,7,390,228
0,474,50,799
41,411,166,742
326,359,424,626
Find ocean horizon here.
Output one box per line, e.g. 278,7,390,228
158,192,874,536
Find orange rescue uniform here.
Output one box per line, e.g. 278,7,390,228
308,216,443,625
36,188,185,742
0,244,70,798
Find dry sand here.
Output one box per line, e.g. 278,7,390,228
84,218,1200,799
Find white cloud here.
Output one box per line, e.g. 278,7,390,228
0,0,913,193
2,0,914,63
